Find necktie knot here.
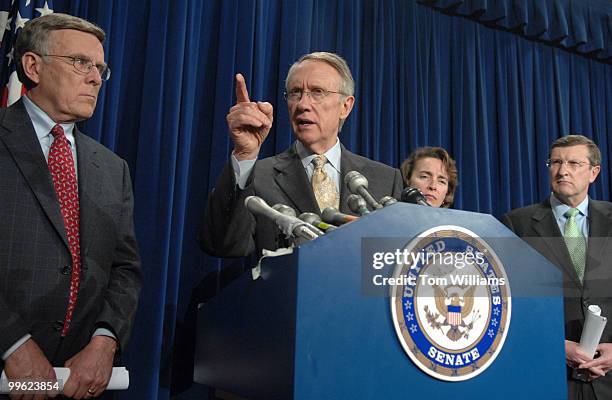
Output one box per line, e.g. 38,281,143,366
564,208,580,219
312,155,327,169
51,124,65,139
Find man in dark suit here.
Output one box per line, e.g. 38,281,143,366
200,52,403,258
503,135,612,399
0,14,141,399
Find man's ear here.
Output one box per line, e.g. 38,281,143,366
340,95,355,120
589,165,601,183
21,52,42,86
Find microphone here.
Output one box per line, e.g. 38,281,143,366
272,203,297,217
298,212,338,232
347,194,370,216
379,196,398,207
344,171,383,210
321,207,359,226
400,187,431,206
245,196,324,241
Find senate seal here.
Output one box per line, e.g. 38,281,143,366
390,225,511,381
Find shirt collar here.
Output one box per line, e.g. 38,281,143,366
550,192,589,218
295,138,341,172
22,95,76,146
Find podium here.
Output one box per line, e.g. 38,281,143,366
194,203,567,399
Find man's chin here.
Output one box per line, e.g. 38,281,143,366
293,129,320,144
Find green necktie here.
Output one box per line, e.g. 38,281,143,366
563,208,586,282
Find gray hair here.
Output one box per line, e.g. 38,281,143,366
285,52,355,131
15,13,105,89
285,51,355,96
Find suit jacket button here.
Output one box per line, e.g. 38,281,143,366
53,320,64,331
59,265,70,275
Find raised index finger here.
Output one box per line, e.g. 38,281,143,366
235,73,250,103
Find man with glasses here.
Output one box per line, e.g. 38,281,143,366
503,135,612,399
0,13,141,399
200,52,403,258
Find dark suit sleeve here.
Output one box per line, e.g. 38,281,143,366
0,297,30,357
198,163,256,258
95,160,142,352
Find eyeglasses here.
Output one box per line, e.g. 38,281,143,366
283,88,346,103
545,159,592,170
38,54,111,81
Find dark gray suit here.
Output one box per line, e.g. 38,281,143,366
503,198,612,399
200,143,403,258
0,100,141,367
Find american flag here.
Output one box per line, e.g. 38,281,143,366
0,0,54,107
447,304,462,326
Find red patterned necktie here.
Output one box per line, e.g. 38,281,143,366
48,124,81,336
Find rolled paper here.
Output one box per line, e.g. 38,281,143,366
579,305,608,358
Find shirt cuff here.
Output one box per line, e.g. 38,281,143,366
231,153,257,190
92,328,117,340
2,334,32,361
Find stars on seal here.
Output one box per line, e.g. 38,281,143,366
404,299,412,310
493,307,500,317
491,318,498,327
409,324,418,334
406,311,414,321
487,329,495,338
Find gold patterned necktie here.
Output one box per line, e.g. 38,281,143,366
311,155,339,211
563,208,586,282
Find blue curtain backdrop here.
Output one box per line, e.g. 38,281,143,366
5,0,611,398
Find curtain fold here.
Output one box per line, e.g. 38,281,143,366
420,0,612,62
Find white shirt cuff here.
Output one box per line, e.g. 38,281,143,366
231,153,257,190
93,328,117,340
2,334,32,361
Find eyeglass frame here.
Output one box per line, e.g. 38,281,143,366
545,158,593,170
35,53,111,81
283,88,348,103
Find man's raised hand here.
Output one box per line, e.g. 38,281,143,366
226,73,273,160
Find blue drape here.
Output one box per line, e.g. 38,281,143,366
420,0,612,63
7,0,611,398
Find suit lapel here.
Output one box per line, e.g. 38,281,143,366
585,201,612,282
531,199,583,288
339,145,359,214
273,146,319,214
0,100,69,250
75,130,102,258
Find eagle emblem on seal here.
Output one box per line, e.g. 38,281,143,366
424,284,481,341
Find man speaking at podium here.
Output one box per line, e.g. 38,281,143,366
200,52,402,258
503,135,612,399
